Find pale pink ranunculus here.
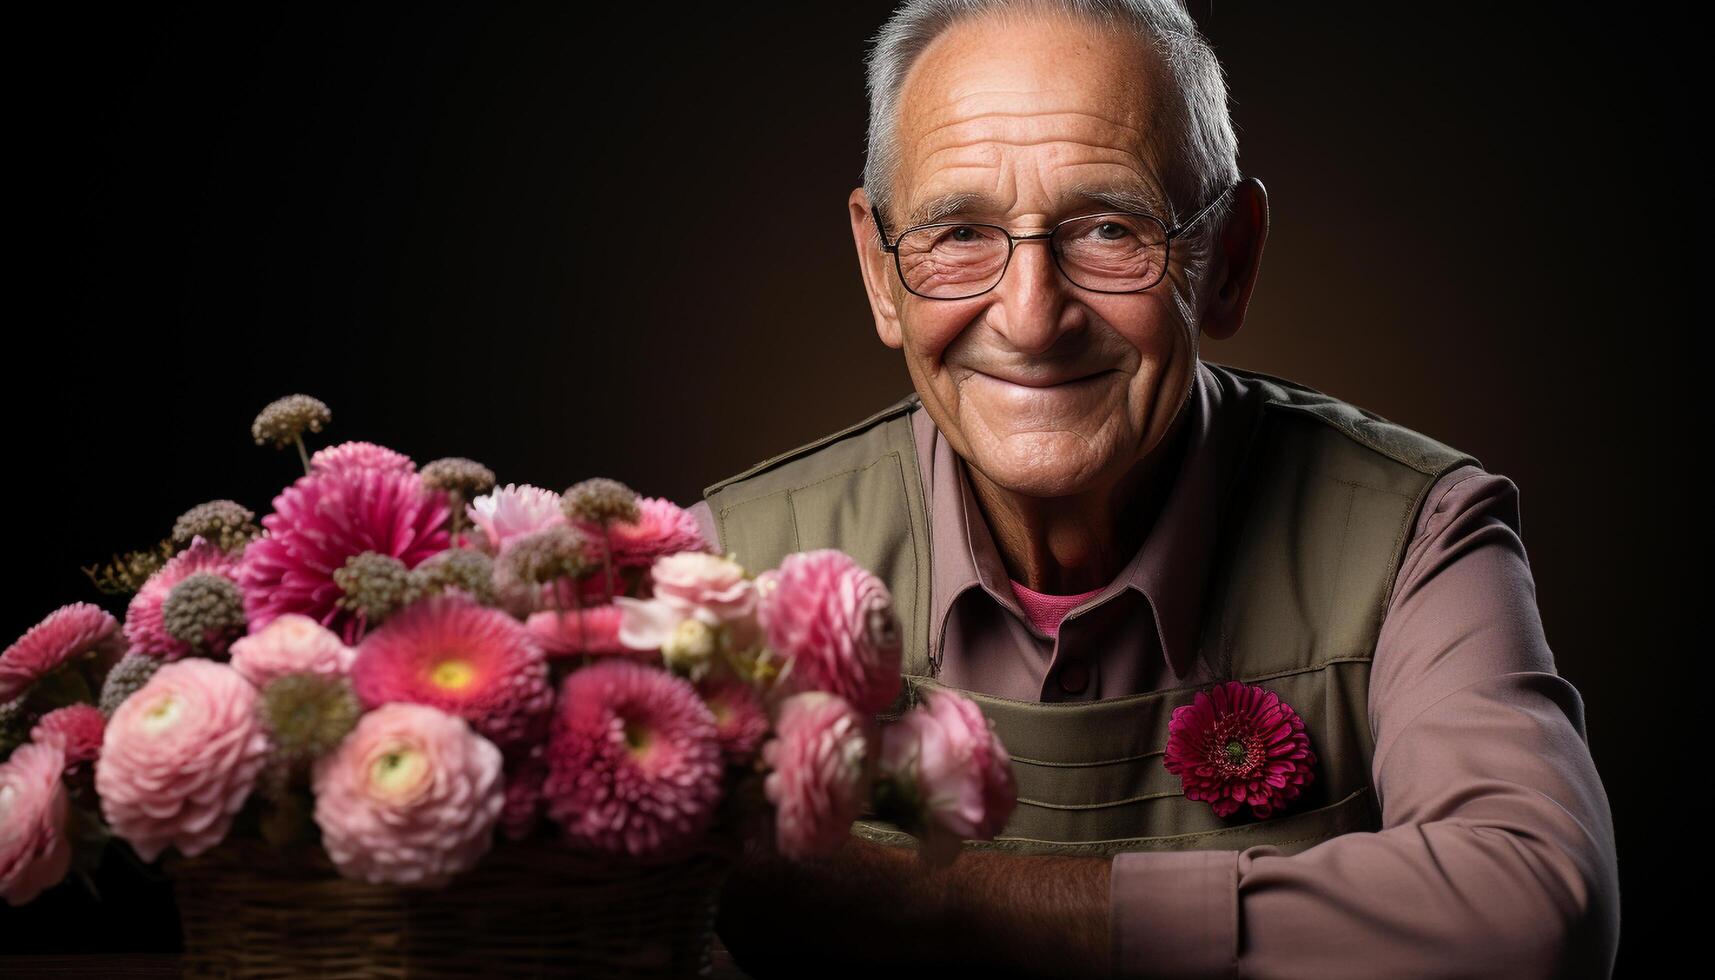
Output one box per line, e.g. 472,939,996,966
95,659,272,862
312,702,505,887
613,551,763,655
466,484,568,556
756,549,903,714
0,735,72,906
879,687,1017,866
649,551,753,619
761,691,875,860
228,613,356,688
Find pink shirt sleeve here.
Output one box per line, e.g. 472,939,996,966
688,497,721,554
1108,465,1621,978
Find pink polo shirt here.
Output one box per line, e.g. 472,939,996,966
688,358,1619,976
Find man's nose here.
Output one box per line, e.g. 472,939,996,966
988,235,1071,356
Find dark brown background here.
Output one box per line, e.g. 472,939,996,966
3,2,1687,971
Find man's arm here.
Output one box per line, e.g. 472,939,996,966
716,827,1111,976
1107,465,1621,978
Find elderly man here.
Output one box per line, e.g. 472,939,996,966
688,1,1620,977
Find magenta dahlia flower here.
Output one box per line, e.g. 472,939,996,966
350,592,552,750
1163,680,1318,819
582,496,709,569
0,735,72,906
542,659,724,864
756,550,903,715
311,702,504,886
309,440,416,476
240,467,451,644
878,687,1016,865
762,691,875,860
698,674,770,763
0,602,126,702
125,536,244,660
95,659,272,861
31,704,107,770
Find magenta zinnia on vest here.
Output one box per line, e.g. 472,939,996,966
1163,680,1318,820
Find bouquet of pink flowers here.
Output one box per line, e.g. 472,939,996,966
0,393,1018,910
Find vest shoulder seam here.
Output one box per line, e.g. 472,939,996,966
1208,361,1481,476
701,391,921,499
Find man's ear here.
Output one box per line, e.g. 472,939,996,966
848,187,904,349
1199,176,1269,343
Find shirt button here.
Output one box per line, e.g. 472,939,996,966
1057,657,1089,695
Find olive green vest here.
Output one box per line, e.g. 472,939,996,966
703,361,1479,859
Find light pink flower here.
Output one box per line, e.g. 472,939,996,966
1,602,126,702
0,735,72,906
879,687,1017,865
466,484,567,556
228,613,355,688
612,552,762,656
31,705,107,770
311,702,504,886
95,659,271,862
761,691,875,860
756,550,903,714
125,536,245,660
543,660,724,864
584,496,709,568
309,440,416,476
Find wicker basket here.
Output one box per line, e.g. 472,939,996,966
164,829,741,980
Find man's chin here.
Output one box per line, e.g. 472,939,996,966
964,435,1111,500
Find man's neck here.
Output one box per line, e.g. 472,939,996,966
963,387,1195,595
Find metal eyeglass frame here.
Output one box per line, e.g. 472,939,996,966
874,178,1241,300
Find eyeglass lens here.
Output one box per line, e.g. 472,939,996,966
894,212,1169,299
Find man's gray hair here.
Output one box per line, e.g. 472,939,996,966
860,0,1239,259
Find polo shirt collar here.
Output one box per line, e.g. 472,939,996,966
914,359,1231,682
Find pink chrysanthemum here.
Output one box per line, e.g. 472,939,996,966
31,705,107,770
697,674,770,763
761,691,875,861
95,659,272,861
0,735,72,906
467,484,567,556
524,604,640,659
756,550,903,715
240,467,451,645
228,613,355,688
311,702,504,887
582,497,709,569
125,537,245,661
1163,680,1318,819
879,687,1016,866
350,593,552,750
499,743,549,842
543,660,724,864
309,440,416,476
1,602,126,702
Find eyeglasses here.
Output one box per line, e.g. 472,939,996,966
874,179,1240,300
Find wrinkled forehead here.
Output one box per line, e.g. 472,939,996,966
890,12,1176,218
